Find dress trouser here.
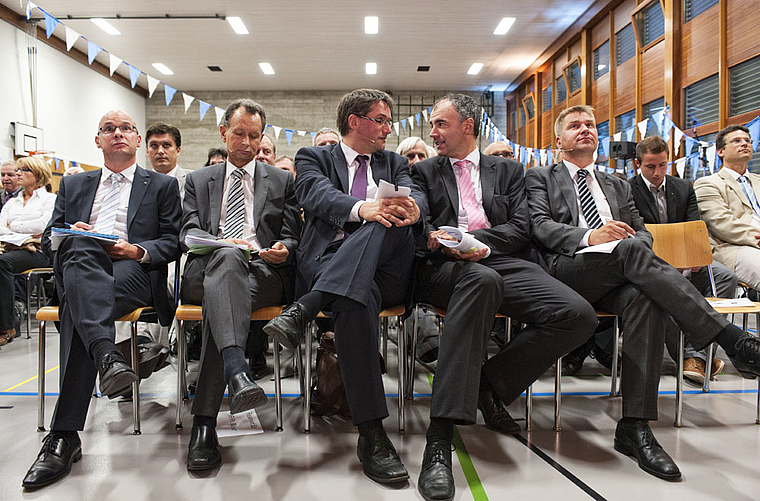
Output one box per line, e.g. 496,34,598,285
0,248,49,330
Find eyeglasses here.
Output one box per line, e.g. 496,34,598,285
99,124,138,135
490,151,514,158
16,167,32,172
359,115,393,128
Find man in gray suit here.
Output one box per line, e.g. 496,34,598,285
525,105,760,481
180,99,301,471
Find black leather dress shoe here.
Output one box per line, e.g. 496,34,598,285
728,335,760,379
249,363,272,381
22,432,82,489
263,302,306,351
98,351,138,399
613,419,681,480
562,339,594,376
478,390,521,434
357,428,409,484
187,424,221,471
227,372,267,414
418,440,454,501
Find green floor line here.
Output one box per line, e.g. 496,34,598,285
427,373,489,501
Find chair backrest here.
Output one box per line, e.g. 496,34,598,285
645,220,713,269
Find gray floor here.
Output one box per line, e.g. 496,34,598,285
1,316,759,501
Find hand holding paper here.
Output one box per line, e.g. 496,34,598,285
435,226,489,254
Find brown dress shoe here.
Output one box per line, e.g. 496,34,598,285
709,358,725,379
682,357,706,385
0,329,15,346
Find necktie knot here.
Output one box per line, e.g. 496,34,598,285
231,168,245,181
454,160,472,173
577,169,588,181
109,172,124,184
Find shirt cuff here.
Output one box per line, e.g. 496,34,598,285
137,245,151,264
580,229,593,248
348,201,364,222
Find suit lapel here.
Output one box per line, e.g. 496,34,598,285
720,168,753,211
208,163,225,236
371,152,390,186
479,153,495,216
633,176,659,222
665,179,677,223
331,144,350,193
253,161,269,235
553,164,579,225
127,166,149,231
596,170,620,220
439,157,459,216
81,170,101,222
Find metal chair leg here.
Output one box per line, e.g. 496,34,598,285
408,305,419,401
274,334,283,432
176,319,186,430
26,274,33,339
675,331,684,427
304,322,313,433
610,317,620,396
756,379,759,425
525,384,533,432
554,358,562,431
37,319,46,431
382,317,388,362
397,315,405,433
130,321,141,435
703,343,714,393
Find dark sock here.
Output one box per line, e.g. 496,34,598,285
51,430,80,442
620,417,644,427
357,418,383,438
90,338,117,365
714,324,743,356
478,371,492,393
221,346,248,384
193,414,216,428
298,291,338,320
426,417,454,444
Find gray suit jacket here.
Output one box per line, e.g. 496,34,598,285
525,163,651,271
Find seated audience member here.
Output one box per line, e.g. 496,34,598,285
313,127,340,147
525,105,760,480
0,156,56,345
396,136,432,166
411,94,595,501
1,161,22,210
63,166,85,177
256,135,277,166
180,99,301,471
205,147,228,166
694,125,760,293
483,140,515,159
275,156,296,178
265,89,425,486
22,110,181,490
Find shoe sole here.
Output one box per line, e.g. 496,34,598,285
613,439,682,480
229,385,268,415
361,467,410,485
730,359,760,379
101,370,139,399
187,457,222,472
262,322,297,351
682,370,705,385
22,448,82,490
418,486,454,501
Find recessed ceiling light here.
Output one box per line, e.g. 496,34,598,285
90,18,120,36
365,62,377,75
417,65,430,72
365,16,378,34
467,63,484,75
227,16,249,35
493,17,516,35
259,62,275,75
207,65,223,72
152,63,173,76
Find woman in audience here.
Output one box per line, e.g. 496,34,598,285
0,157,56,345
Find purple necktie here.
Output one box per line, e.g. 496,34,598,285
350,155,368,200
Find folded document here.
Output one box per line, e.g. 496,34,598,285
435,226,489,253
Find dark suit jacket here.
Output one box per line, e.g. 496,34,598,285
42,166,182,325
411,154,532,260
629,174,699,224
294,143,427,296
525,163,651,271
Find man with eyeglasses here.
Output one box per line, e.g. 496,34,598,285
1,160,22,210
483,140,515,159
265,88,426,486
695,124,760,292
22,110,181,490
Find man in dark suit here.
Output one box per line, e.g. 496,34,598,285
23,110,182,490
179,99,301,471
265,89,426,485
1,160,22,209
411,94,596,501
525,105,760,480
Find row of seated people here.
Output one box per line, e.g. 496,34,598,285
20,93,760,501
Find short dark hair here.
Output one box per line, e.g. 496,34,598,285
716,124,750,150
205,147,227,166
146,122,181,147
336,89,394,136
635,135,669,163
223,98,267,132
434,94,481,138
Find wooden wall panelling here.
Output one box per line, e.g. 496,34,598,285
726,0,760,67
615,0,638,31
615,59,636,113
641,41,665,104
592,14,611,49
582,29,593,104
718,0,728,129
593,73,611,121
680,5,719,88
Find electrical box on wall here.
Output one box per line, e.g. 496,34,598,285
11,122,44,156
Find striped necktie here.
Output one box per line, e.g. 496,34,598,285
224,168,246,239
738,175,760,217
454,160,489,231
94,172,124,234
576,169,603,229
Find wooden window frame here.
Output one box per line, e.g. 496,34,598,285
562,57,583,98
631,0,666,52
522,93,537,121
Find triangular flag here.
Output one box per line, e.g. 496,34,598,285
408,116,415,130
691,155,702,180
109,54,122,75
675,157,686,178
684,136,697,155
70,161,77,167
87,41,102,65
272,126,282,140
297,130,306,136
401,119,407,132
198,100,211,121
540,149,548,166
533,149,540,166
182,93,194,113
128,64,141,88
393,122,400,136
65,27,79,51
164,85,177,106
637,119,648,139
613,132,622,141
26,1,37,20
147,75,160,98
310,132,317,140
661,117,672,142
415,113,421,126
43,11,59,38
54,158,61,170
626,127,635,142
653,110,666,134
706,144,717,172
285,129,294,145
547,150,554,165
422,109,429,122
521,147,528,163
673,127,684,156
63,159,69,170
748,117,760,153
215,107,225,126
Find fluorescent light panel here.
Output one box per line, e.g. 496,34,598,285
493,17,516,35
365,62,377,75
365,16,378,34
259,62,275,75
227,16,249,35
152,63,174,75
90,18,120,36
467,62,484,75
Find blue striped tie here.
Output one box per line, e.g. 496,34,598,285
738,175,760,218
576,169,603,229
94,172,124,234
224,169,246,239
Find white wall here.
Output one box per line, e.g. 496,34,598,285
0,19,146,166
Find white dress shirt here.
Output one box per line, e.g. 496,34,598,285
448,148,491,232
0,187,56,236
218,160,262,249
341,141,379,222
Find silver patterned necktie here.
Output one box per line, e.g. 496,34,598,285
224,169,246,239
94,172,124,234
576,169,603,229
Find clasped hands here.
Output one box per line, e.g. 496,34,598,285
358,196,420,228
218,239,289,264
69,221,144,261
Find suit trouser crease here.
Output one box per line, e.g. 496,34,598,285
0,249,49,330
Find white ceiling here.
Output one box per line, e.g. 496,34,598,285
6,0,596,92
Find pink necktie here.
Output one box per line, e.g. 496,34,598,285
453,160,489,231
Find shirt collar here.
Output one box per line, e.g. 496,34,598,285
225,159,256,180
101,163,136,183
563,159,597,182
722,166,748,181
340,141,370,168
640,173,666,191
448,148,480,169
